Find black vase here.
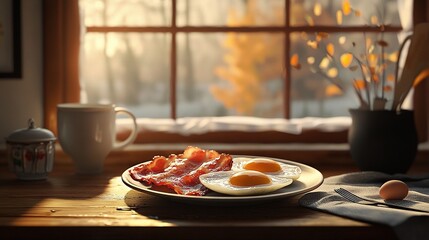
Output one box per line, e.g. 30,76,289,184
348,109,418,174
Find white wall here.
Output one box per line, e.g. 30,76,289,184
0,0,43,145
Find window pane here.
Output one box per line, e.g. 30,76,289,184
177,33,285,118
80,33,171,118
291,0,401,26
177,0,285,26
290,32,400,118
80,0,172,26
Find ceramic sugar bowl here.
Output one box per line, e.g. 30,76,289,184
5,119,56,180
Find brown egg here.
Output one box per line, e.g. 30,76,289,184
379,180,409,200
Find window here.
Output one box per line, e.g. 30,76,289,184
44,0,428,145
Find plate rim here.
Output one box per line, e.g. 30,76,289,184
121,155,324,203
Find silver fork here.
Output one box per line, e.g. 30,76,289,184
334,188,429,213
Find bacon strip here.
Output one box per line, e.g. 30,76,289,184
129,146,233,196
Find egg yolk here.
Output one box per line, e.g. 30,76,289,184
229,170,272,187
243,159,282,173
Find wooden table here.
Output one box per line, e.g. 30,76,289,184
2,156,425,240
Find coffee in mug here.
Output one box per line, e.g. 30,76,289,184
57,103,138,174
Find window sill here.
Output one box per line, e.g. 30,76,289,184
128,116,352,135
117,116,351,144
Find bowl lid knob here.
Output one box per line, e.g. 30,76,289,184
6,118,56,143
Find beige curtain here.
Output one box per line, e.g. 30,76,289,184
43,0,81,135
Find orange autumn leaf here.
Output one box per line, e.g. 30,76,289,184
319,57,330,69
313,2,322,16
307,56,315,64
383,85,393,92
366,38,373,50
326,43,335,56
290,54,301,69
340,53,353,68
307,40,318,49
342,0,351,16
387,52,399,62
336,10,343,25
317,32,329,39
354,10,361,17
325,84,342,96
387,74,395,82
371,15,379,25
368,54,378,67
353,79,366,90
327,68,338,78
372,74,379,83
338,36,346,45
290,54,299,65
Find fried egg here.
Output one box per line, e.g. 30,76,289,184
232,157,301,180
199,170,293,196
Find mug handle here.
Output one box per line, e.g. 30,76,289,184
113,107,138,150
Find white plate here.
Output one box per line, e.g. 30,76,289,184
121,155,323,204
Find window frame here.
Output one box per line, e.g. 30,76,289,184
43,0,429,144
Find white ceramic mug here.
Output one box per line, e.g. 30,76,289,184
57,103,138,174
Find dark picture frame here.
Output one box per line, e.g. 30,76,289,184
0,0,21,78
